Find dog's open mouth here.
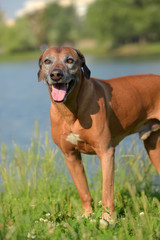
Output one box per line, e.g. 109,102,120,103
48,80,75,102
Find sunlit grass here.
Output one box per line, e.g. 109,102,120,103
0,122,160,239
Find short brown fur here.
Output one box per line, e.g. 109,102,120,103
38,47,160,221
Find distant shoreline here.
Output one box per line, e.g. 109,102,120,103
0,50,41,62
1,41,160,62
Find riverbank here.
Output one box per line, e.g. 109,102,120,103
109,42,160,58
0,50,41,62
1,41,160,62
79,41,160,59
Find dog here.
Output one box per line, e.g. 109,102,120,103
38,46,160,221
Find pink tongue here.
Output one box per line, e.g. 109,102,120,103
51,84,67,102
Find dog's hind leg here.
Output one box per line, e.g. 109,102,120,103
143,129,160,176
97,146,115,222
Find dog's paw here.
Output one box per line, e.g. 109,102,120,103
81,210,93,219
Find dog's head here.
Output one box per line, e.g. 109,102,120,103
38,47,91,103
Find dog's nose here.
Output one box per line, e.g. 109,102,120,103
50,69,64,81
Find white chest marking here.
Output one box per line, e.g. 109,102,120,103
66,133,83,145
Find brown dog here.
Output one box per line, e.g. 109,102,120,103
38,46,160,221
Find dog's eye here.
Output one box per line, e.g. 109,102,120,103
67,58,74,64
44,59,51,65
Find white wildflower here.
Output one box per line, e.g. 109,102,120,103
99,219,109,229
90,219,96,224
139,212,145,216
46,213,51,218
27,229,36,239
43,219,48,223
27,233,31,238
39,218,44,222
98,200,102,206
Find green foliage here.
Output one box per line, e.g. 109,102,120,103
1,17,38,53
86,0,160,47
0,3,80,54
39,3,79,45
1,1,160,55
0,13,7,54
0,123,160,239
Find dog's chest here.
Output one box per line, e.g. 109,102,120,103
66,133,83,145
66,132,95,154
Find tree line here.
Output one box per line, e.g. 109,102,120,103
0,0,160,54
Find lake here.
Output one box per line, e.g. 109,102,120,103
1,55,160,154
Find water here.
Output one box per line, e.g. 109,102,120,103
1,56,160,152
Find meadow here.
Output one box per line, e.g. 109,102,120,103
0,123,160,240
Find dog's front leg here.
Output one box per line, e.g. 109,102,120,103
99,147,115,222
65,150,92,217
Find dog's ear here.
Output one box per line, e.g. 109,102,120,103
38,54,43,82
74,49,91,79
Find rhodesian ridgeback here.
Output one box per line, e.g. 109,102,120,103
38,46,160,221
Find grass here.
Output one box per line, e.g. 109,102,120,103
0,123,160,239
